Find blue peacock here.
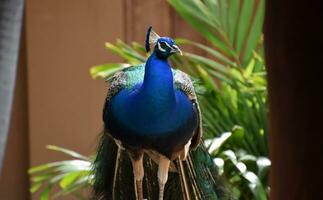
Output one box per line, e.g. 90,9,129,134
93,27,231,200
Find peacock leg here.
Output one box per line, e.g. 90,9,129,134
129,151,144,200
158,155,170,200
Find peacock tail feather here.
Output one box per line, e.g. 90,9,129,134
92,130,233,200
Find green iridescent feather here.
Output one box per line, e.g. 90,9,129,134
106,63,194,92
92,131,233,200
93,62,232,199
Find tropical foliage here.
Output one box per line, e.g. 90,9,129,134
169,1,269,199
28,145,92,199
29,0,269,199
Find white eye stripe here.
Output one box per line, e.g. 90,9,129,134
172,44,179,49
157,42,166,52
165,42,172,48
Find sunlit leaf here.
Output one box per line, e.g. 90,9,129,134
235,0,253,53
40,184,52,200
90,63,130,79
46,145,90,161
59,172,81,189
205,132,232,154
228,0,240,42
30,182,42,193
242,0,265,66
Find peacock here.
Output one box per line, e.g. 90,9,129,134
93,27,232,200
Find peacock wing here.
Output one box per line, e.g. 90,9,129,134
104,63,145,103
173,69,203,149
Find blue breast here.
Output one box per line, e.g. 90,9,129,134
103,53,198,158
104,88,197,158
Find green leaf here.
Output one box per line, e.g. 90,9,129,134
205,132,232,154
131,42,147,54
29,160,90,174
196,65,218,91
242,0,265,66
176,38,234,66
228,125,245,145
228,0,240,43
221,149,268,200
235,0,254,54
56,160,91,173
257,157,271,180
46,145,90,161
242,171,267,200
115,39,146,62
184,52,227,73
204,0,218,19
59,172,81,189
168,0,232,55
28,164,51,174
105,43,142,64
219,0,229,32
32,174,52,183
40,184,52,200
49,173,68,184
30,182,42,193
245,58,255,77
89,63,130,79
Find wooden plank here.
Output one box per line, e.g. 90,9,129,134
25,0,124,171
125,0,172,43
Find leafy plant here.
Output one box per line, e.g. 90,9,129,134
29,0,269,199
168,0,269,199
28,146,92,199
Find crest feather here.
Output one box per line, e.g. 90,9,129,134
145,26,160,52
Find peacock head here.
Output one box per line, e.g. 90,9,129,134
145,26,182,59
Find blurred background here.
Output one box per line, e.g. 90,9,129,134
1,0,322,199
0,1,205,199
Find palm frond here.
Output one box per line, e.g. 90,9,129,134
28,146,92,199
169,0,265,67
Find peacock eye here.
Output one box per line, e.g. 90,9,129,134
160,42,167,49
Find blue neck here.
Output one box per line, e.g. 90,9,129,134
135,52,175,115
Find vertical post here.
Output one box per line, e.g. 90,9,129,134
264,0,323,199
0,0,24,172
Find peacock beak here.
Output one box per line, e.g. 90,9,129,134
171,44,183,56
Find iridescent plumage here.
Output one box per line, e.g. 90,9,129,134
104,63,202,153
93,27,230,200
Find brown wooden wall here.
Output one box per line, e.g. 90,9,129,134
265,0,323,199
0,0,203,199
